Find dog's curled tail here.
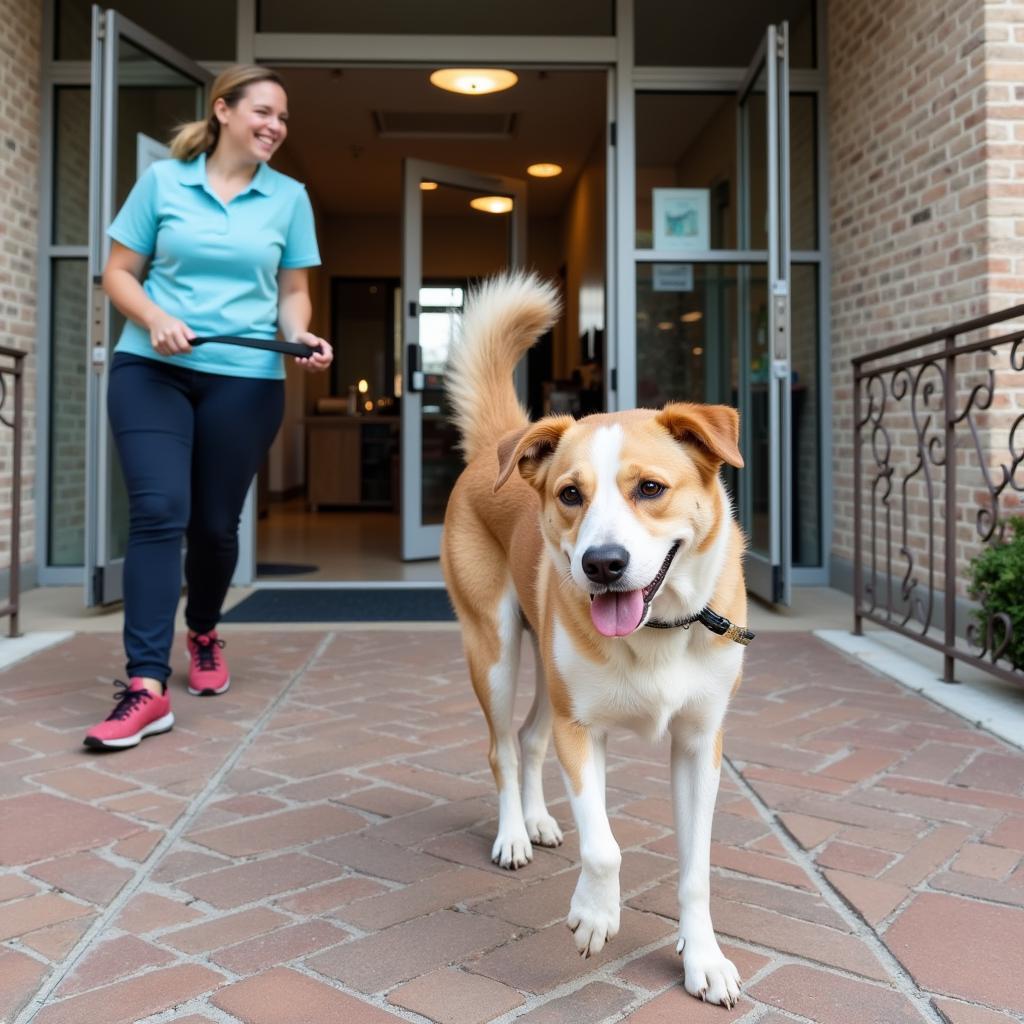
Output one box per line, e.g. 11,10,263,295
446,271,561,462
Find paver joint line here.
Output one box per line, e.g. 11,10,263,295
12,632,338,1024
720,757,947,1024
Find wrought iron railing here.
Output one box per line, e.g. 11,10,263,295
0,345,24,637
853,306,1024,686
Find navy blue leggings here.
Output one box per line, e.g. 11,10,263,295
107,353,284,683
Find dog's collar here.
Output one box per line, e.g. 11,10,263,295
645,605,756,646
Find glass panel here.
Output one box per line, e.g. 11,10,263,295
635,0,815,69
419,182,510,526
56,0,237,61
636,94,737,251
258,0,613,35
790,94,818,251
53,87,90,246
48,259,88,566
791,263,819,567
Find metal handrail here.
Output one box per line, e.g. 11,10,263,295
0,345,24,637
853,309,1024,686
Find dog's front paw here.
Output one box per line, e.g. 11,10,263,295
676,933,741,1007
525,811,563,847
491,831,533,869
567,878,620,957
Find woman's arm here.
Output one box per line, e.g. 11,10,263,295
102,242,195,355
278,267,333,373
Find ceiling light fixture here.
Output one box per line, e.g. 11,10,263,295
470,196,513,214
681,311,703,323
420,181,438,191
527,163,563,178
429,68,518,96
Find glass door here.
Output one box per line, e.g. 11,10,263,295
738,24,791,605
400,159,526,561
85,7,211,605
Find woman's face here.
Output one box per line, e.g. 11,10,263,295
215,80,289,163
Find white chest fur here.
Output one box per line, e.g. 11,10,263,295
552,619,742,742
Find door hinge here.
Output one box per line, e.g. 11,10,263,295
609,122,616,147
91,566,103,606
610,367,617,392
408,300,418,318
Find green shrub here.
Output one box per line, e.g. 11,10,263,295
968,516,1024,670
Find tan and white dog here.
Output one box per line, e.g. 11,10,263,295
442,273,750,1008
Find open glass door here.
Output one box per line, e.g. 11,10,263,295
85,7,211,605
738,23,791,605
400,159,526,561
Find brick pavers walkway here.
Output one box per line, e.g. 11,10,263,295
1,629,1023,1024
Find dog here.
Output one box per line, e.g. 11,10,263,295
441,273,751,1008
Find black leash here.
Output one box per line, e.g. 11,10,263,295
646,605,756,646
191,335,323,358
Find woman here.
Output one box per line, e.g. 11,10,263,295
84,65,332,751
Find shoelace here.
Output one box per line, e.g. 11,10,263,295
106,680,153,721
192,634,225,672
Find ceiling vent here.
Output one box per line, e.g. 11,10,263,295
373,110,516,139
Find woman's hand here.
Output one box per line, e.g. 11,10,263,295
293,331,333,373
148,311,196,355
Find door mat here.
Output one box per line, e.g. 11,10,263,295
221,587,455,623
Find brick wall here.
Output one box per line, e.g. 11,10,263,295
827,0,1024,608
0,0,41,580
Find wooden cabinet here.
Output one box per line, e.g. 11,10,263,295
305,416,399,511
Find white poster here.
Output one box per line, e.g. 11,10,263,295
652,263,694,292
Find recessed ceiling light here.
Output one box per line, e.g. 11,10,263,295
681,311,703,323
429,68,518,95
527,163,563,178
692,346,704,355
420,181,438,191
657,321,674,331
470,196,513,214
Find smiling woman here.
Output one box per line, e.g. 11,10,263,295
84,64,334,753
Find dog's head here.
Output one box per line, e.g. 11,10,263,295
495,403,742,638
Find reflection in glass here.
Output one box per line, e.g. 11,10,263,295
53,88,90,246
48,260,88,566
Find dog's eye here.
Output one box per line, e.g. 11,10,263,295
558,485,583,506
638,480,666,499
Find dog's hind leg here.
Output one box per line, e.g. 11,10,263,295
464,584,533,869
518,632,563,847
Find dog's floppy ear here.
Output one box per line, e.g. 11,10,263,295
656,402,743,471
494,416,574,492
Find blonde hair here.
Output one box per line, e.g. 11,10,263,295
169,64,285,162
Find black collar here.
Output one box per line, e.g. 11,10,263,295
646,605,755,646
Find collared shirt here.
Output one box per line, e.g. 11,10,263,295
107,153,321,380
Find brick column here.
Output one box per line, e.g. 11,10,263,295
0,0,41,588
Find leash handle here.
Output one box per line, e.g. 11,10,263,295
191,335,323,359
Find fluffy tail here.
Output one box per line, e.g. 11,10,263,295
446,272,560,462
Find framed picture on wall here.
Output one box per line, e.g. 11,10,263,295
653,188,710,251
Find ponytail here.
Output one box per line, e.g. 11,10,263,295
168,64,285,162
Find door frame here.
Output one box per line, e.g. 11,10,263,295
399,158,526,561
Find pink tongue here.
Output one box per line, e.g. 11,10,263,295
590,590,645,637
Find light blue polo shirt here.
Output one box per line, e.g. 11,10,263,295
108,154,321,379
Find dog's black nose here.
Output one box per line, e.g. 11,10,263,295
582,545,630,585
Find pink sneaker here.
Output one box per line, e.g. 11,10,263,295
187,630,231,696
83,679,174,751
